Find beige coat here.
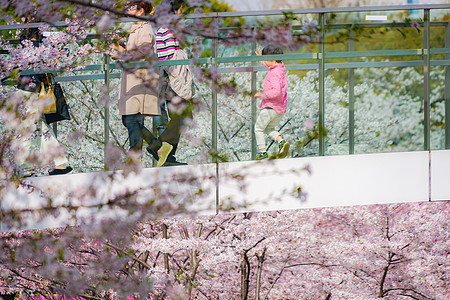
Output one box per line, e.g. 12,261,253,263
118,22,160,116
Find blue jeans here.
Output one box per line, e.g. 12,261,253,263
122,114,156,152
153,100,168,136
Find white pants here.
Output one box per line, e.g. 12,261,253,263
19,90,68,168
255,108,283,151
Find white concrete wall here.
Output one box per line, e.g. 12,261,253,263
221,151,432,212
430,150,450,201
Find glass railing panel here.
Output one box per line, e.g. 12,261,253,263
430,9,449,150
284,13,321,158
286,66,320,158
323,12,352,155
352,9,424,51
219,44,254,162
211,13,322,161
354,65,425,153
322,9,429,155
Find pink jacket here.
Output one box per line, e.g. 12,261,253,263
260,62,287,114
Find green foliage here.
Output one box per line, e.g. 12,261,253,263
290,11,449,89
152,0,234,14
204,0,234,13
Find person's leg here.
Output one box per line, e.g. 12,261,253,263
158,86,193,165
123,114,159,159
40,120,69,167
137,115,157,146
136,116,161,161
264,111,289,158
255,109,273,152
153,100,169,137
159,101,191,156
153,69,179,164
37,119,74,175
264,110,283,142
18,90,71,175
155,67,170,135
16,90,40,172
122,114,144,152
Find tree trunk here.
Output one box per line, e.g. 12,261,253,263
378,252,394,297
186,225,203,297
255,247,267,300
162,223,169,273
240,252,250,300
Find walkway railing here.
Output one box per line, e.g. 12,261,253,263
1,4,450,172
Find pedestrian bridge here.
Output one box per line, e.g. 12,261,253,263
1,4,450,230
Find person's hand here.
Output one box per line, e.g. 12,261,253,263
112,44,120,51
255,49,262,56
254,91,261,98
111,44,125,59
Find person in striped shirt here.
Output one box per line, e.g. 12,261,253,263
150,0,188,166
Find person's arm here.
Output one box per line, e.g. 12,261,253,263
255,49,268,68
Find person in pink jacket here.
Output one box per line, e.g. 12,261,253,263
254,44,290,160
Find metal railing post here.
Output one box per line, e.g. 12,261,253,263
319,13,326,156
349,29,355,155
103,54,111,168
211,16,219,215
424,9,431,151
211,33,218,162
251,39,257,160
445,21,450,149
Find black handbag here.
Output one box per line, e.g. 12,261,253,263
43,82,71,124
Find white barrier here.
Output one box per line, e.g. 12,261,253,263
2,150,449,231
430,150,450,201
221,151,432,212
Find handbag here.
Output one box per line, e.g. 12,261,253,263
39,81,57,114
44,82,71,124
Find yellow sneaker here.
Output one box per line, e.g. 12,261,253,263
277,139,290,158
157,142,174,167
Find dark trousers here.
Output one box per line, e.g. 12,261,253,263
122,114,156,152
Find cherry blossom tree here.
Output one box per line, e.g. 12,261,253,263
0,0,444,298
2,201,447,299
130,201,449,299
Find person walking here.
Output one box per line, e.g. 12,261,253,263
254,44,290,160
150,0,192,166
114,1,171,160
17,27,72,176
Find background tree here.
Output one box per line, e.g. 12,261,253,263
2,202,447,299
0,0,447,298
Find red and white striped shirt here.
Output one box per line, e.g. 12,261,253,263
156,27,179,61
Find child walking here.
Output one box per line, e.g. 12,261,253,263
254,44,290,160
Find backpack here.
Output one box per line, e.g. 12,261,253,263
168,49,193,100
